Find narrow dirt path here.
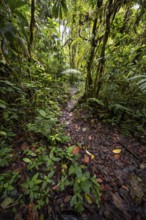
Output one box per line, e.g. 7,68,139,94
60,87,146,220
61,86,77,127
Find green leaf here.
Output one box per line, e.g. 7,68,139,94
7,0,27,11
85,193,92,204
70,194,77,207
75,167,82,178
34,179,42,184
0,100,7,109
3,22,16,42
69,165,75,175
38,109,47,118
81,181,90,194
23,158,31,163
32,173,39,181
1,197,14,209
0,131,7,136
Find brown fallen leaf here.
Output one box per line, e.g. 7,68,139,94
83,154,90,163
75,124,80,130
88,135,92,141
114,154,120,160
52,183,60,191
97,178,103,183
122,185,129,192
20,142,29,150
101,184,106,191
72,146,80,154
64,195,72,203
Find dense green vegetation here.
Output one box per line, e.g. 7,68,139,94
0,0,146,218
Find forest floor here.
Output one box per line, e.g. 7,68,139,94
60,87,146,220
0,87,146,220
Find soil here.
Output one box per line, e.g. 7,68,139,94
60,87,146,220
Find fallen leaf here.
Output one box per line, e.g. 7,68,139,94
97,178,103,183
88,135,92,141
91,119,95,124
114,154,120,159
64,195,72,203
82,127,87,132
52,183,60,191
20,142,29,150
112,149,122,154
72,146,80,154
85,150,94,159
85,150,92,156
101,184,106,191
75,124,78,129
83,154,90,163
122,185,129,191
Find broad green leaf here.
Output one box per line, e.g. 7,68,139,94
23,158,31,163
70,194,77,207
81,181,90,194
38,109,47,118
7,0,27,11
0,131,7,136
69,165,75,175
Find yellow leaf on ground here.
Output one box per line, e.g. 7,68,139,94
112,149,122,154
85,150,92,156
85,150,94,159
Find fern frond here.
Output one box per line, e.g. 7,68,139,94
61,68,81,75
87,98,104,107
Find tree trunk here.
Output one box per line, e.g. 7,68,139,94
85,0,102,98
28,0,35,80
93,0,113,97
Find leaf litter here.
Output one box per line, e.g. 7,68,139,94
60,87,146,220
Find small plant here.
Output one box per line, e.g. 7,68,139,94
0,172,20,201
0,147,13,167
49,146,101,213
21,145,101,212
49,133,70,144
68,163,100,213
27,109,59,139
